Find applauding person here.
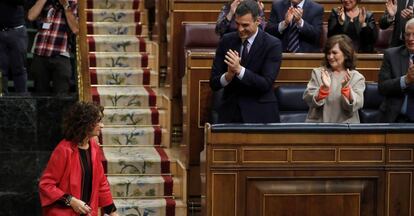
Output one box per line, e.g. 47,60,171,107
328,0,377,53
379,0,413,47
303,34,366,123
215,0,266,37
265,0,323,52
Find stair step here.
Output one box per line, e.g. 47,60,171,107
88,36,155,53
108,176,182,198
86,9,146,23
89,52,155,68
101,126,169,147
87,22,148,36
92,86,164,108
103,147,174,175
87,0,144,10
90,68,158,86
114,198,187,216
103,108,166,126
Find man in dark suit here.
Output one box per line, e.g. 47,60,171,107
265,0,323,53
378,18,414,122
379,0,413,47
210,0,282,123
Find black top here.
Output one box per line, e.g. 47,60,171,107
78,147,116,215
78,148,92,206
0,0,26,29
57,145,116,214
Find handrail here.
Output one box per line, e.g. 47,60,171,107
76,0,91,101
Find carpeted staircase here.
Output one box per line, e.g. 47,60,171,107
85,0,187,215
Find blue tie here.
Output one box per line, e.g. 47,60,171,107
287,6,300,52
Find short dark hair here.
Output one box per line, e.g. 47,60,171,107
235,0,259,20
62,101,104,144
322,34,356,70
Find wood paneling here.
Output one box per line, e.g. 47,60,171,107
212,173,237,216
387,172,412,216
202,125,414,215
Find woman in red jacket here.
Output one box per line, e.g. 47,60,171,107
39,102,119,216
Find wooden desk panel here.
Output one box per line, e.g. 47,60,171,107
201,125,414,216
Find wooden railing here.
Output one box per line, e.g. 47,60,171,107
77,0,91,101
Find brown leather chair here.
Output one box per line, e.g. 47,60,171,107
179,22,219,78
374,26,393,53
319,22,328,52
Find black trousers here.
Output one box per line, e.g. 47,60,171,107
31,54,72,94
0,26,28,93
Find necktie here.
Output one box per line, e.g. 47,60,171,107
406,56,414,121
241,40,249,66
287,6,300,53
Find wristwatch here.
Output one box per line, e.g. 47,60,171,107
64,194,72,206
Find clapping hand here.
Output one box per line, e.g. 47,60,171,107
406,60,414,85
337,7,346,25
284,7,294,26
385,0,397,17
341,69,351,88
224,49,241,81
227,0,241,20
359,7,367,26
401,6,413,19
291,7,303,24
321,67,331,89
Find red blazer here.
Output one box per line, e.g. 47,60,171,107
39,138,114,216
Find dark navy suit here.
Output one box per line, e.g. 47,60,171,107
378,45,414,122
210,29,282,123
265,0,323,52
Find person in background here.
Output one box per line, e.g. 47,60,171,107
328,0,377,53
28,0,78,94
39,101,119,216
0,0,28,94
378,18,414,122
379,0,413,47
215,0,266,38
210,0,282,123
303,34,366,123
265,0,323,53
